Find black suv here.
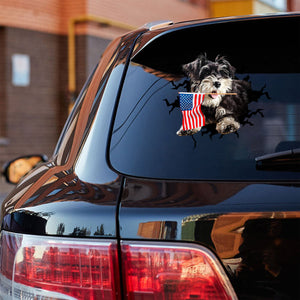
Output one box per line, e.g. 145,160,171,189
1,14,300,300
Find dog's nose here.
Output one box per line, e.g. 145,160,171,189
214,81,221,88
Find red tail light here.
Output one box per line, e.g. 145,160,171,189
121,241,237,300
0,231,121,300
0,231,237,299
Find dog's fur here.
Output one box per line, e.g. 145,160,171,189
177,54,250,136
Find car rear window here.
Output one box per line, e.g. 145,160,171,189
109,16,300,180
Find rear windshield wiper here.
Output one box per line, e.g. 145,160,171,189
255,148,300,171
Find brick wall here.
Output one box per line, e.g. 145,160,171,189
0,0,207,36
291,0,300,10
0,0,62,34
0,28,65,162
76,35,111,96
85,0,207,28
0,28,7,140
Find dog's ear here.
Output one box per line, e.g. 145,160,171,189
182,54,207,80
182,61,197,80
197,53,208,66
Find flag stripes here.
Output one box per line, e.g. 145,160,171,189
179,93,205,131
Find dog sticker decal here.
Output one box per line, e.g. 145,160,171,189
177,54,251,136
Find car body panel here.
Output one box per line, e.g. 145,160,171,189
2,171,122,237
119,178,300,298
120,179,300,240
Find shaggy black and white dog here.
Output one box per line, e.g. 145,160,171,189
177,54,250,136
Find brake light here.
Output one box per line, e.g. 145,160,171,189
121,241,237,300
0,231,121,300
0,231,236,300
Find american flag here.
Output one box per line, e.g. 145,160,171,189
179,93,205,130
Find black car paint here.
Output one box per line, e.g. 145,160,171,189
1,14,300,299
120,179,300,299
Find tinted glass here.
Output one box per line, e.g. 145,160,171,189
109,16,300,180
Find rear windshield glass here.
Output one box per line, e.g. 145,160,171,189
109,16,300,180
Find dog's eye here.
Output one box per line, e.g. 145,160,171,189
200,69,210,79
219,68,230,77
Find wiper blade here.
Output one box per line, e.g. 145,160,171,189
255,148,300,171
256,148,300,162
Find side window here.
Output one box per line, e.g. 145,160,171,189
109,16,300,180
75,64,125,184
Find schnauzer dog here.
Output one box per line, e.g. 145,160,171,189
177,54,250,136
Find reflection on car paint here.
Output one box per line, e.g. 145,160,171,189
2,171,122,237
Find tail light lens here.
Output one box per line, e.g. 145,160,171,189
121,241,237,300
0,231,237,300
0,231,121,300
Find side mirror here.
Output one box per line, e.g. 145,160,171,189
2,154,48,184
